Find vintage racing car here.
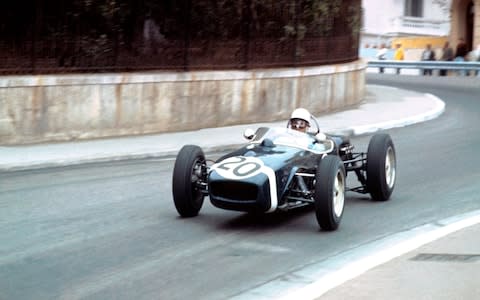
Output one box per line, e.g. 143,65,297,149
172,120,396,231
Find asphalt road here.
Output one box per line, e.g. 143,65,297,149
1,75,479,300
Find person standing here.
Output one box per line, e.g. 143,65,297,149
393,43,404,74
473,44,480,76
439,41,453,76
420,44,436,75
376,43,388,73
142,13,166,55
454,38,469,76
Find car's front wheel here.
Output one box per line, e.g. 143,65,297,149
172,145,206,217
314,155,346,231
366,133,396,201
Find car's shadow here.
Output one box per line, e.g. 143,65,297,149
210,193,379,232
215,204,315,231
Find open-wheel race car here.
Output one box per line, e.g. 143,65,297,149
172,118,396,231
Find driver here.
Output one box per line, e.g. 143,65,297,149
289,108,311,133
289,108,328,142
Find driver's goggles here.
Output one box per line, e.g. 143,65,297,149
291,119,308,129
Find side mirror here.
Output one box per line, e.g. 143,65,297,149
243,128,255,140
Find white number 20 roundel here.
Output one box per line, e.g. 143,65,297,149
212,156,264,180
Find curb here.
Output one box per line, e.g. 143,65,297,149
0,144,245,172
350,93,446,136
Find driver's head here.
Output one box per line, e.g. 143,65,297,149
290,108,311,132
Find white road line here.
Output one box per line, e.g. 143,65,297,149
277,210,480,300
232,210,480,300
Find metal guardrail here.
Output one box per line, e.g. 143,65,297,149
367,60,480,71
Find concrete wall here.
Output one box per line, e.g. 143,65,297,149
475,0,480,48
451,0,479,50
0,60,366,145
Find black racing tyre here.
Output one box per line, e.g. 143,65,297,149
366,133,396,201
172,145,206,217
314,155,346,231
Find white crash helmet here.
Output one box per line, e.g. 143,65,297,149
290,108,311,125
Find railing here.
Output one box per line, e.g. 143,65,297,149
0,0,361,75
0,36,359,74
367,60,480,73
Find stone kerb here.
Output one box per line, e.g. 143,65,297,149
0,60,366,145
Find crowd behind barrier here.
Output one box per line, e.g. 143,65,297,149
360,44,480,76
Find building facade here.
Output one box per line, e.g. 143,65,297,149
451,0,480,51
361,0,479,52
361,0,450,48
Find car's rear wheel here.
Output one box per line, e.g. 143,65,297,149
314,155,346,231
172,145,206,217
366,133,396,201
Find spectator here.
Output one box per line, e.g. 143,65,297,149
420,44,436,75
454,38,469,76
473,44,480,76
393,43,404,74
142,13,167,55
439,41,454,76
376,43,388,73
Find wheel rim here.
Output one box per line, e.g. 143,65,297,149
333,170,345,217
190,158,205,201
385,146,396,189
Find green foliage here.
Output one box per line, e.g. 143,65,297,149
190,0,244,39
347,4,362,48
301,0,342,36
24,0,358,41
0,0,360,71
279,0,359,41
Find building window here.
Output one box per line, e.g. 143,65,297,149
405,0,423,17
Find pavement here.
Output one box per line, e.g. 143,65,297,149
284,211,480,300
1,83,480,299
0,84,444,172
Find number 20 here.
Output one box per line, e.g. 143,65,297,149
217,157,261,177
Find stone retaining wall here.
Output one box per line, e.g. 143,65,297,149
0,60,365,145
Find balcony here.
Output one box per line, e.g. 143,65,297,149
388,16,450,36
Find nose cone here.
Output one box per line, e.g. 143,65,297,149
208,171,272,213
